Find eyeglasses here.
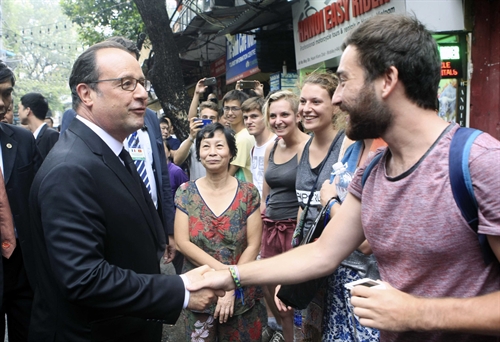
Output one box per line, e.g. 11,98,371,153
89,77,151,92
223,106,241,113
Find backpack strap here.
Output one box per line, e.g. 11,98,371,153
342,141,364,174
361,152,384,187
449,127,494,265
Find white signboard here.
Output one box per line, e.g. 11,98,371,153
293,0,465,70
292,0,406,69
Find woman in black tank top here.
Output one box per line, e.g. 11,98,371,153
259,90,310,341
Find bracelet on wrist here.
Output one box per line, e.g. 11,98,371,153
329,198,338,210
228,265,244,304
326,198,339,220
189,136,195,143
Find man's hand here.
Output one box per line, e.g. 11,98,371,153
235,80,243,91
163,235,176,264
195,79,207,95
350,281,419,332
214,290,235,323
184,265,225,312
187,268,236,293
189,117,203,140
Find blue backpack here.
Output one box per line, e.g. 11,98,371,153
361,127,495,265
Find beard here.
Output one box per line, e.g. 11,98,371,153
340,82,393,141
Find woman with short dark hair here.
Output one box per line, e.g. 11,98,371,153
175,123,264,341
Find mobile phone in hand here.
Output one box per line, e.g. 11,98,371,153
344,278,385,290
240,80,255,89
203,77,217,86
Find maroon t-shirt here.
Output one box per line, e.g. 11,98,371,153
350,124,500,342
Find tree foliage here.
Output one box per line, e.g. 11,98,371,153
2,0,79,114
60,0,144,46
59,0,191,139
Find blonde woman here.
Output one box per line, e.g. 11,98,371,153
260,90,310,341
293,72,347,341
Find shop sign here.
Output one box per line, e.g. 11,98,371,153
439,44,462,79
293,0,465,70
270,72,299,92
226,33,261,85
210,55,226,78
293,0,406,69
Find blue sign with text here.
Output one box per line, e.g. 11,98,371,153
226,33,260,84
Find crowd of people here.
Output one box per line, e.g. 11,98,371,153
0,13,498,342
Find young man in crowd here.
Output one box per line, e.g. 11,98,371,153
1,101,13,124
18,92,59,160
222,90,255,182
174,101,219,180
159,116,180,161
190,14,500,341
44,116,54,128
242,96,277,198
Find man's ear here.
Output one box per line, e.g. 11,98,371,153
381,66,399,99
76,83,94,107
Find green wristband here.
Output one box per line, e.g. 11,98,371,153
228,265,242,288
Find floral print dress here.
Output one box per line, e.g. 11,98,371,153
175,179,263,342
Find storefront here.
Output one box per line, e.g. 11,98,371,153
291,0,470,125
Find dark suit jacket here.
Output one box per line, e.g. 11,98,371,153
144,109,174,237
0,123,40,289
35,124,59,160
28,119,185,342
62,109,174,237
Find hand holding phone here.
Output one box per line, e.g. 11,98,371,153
344,278,385,290
201,119,212,127
240,80,256,89
203,77,217,86
195,118,212,127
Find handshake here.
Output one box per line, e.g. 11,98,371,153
183,265,237,311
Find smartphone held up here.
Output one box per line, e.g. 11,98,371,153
203,77,217,86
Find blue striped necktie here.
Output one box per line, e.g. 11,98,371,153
127,131,152,196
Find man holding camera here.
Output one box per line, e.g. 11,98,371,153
175,79,220,180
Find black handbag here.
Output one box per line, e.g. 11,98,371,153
276,198,333,310
277,135,342,310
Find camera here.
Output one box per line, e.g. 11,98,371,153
240,80,255,89
196,118,213,127
203,77,217,86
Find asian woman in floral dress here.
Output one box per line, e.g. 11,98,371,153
175,123,264,342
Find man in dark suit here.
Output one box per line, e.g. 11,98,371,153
18,92,59,160
28,41,219,341
60,37,177,260
0,63,40,342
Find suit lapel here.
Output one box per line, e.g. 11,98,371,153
70,120,161,243
0,124,18,184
